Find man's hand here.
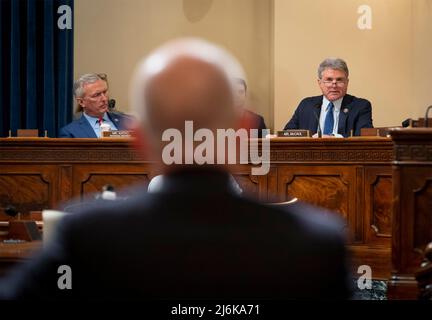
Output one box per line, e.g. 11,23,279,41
312,133,344,138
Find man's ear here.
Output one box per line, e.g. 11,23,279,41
77,98,84,108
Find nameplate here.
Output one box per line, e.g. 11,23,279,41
277,130,310,138
360,127,393,137
17,129,39,137
102,130,132,138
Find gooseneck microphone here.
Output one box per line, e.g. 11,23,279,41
424,105,432,127
314,103,322,138
107,98,134,120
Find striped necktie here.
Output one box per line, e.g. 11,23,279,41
323,102,334,135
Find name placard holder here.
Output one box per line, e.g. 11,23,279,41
102,130,132,138
17,129,39,137
277,130,310,138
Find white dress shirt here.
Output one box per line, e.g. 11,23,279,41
83,112,118,138
318,96,343,137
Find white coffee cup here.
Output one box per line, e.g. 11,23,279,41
100,123,111,137
42,210,67,245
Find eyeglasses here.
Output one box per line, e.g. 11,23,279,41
320,78,347,87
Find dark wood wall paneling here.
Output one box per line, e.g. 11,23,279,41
387,128,432,299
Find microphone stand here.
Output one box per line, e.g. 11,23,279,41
313,108,322,138
424,105,432,127
108,99,133,118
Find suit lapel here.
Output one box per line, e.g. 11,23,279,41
108,112,125,130
338,95,352,136
79,115,97,138
310,96,323,133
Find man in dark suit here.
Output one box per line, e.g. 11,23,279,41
284,58,373,137
0,39,351,300
59,73,130,138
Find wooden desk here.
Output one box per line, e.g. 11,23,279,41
0,137,394,278
0,241,42,277
387,128,432,299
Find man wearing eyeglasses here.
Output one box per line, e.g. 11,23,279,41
284,58,373,137
59,73,130,138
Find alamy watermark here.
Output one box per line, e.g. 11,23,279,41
57,5,72,30
357,5,372,30
161,121,270,175
57,264,72,290
357,265,372,290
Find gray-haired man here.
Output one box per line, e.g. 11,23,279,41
59,73,129,138
284,58,373,137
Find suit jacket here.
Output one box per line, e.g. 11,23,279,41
284,94,373,137
58,112,129,138
0,169,351,300
242,109,267,138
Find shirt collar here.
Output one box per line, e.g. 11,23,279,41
323,96,343,112
83,112,109,124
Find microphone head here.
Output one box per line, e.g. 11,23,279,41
4,205,19,217
102,184,115,192
108,99,116,110
401,118,411,128
425,105,432,128
101,185,116,200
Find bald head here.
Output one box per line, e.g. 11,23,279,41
145,56,235,136
130,38,246,142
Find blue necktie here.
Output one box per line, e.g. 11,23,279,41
323,102,334,135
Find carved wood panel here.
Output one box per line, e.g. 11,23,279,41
278,167,353,216
388,128,432,299
277,166,357,241
364,167,392,246
73,164,154,201
231,165,268,201
396,166,432,272
81,174,150,199
414,179,432,252
233,174,260,199
0,166,58,214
